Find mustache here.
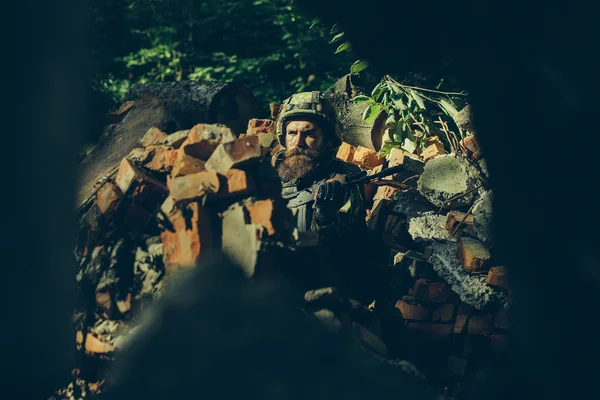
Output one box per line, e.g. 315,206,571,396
284,147,319,158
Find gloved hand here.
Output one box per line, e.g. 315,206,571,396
314,180,349,225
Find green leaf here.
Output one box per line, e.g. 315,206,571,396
330,32,345,44
410,91,426,110
385,113,396,127
371,83,387,102
350,60,369,74
392,98,406,111
377,141,398,158
309,18,320,29
362,103,382,124
438,99,459,118
352,95,374,104
334,42,352,54
330,23,342,34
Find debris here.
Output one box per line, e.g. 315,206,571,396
457,237,491,273
472,190,493,244
167,171,220,203
395,297,429,320
486,266,508,289
139,127,168,148
432,304,454,322
205,136,264,173
353,146,384,169
336,142,357,163
408,212,454,242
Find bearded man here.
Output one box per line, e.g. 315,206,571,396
274,91,366,233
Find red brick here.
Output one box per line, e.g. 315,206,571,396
167,171,220,203
387,148,419,167
468,315,493,336
453,314,468,334
366,199,392,231
96,182,123,217
245,199,279,236
139,127,168,147
205,135,263,173
247,119,275,136
411,279,454,303
222,169,256,197
458,237,491,273
189,123,235,144
406,322,452,341
486,266,509,289
432,304,455,322
353,146,384,169
395,299,429,320
448,356,468,376
160,130,189,149
445,210,474,235
143,145,177,172
459,135,479,157
336,142,357,163
373,185,399,201
115,158,167,195
171,150,206,177
421,141,447,162
494,308,510,330
160,202,214,272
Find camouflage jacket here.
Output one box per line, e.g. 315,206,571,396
274,150,367,234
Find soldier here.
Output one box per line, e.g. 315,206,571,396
273,91,366,234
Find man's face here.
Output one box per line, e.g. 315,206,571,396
285,119,324,152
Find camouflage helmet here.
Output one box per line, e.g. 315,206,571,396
275,91,343,150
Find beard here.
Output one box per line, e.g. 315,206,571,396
276,147,320,182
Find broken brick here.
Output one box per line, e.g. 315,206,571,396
486,266,509,289
366,199,392,231
167,171,220,203
448,356,468,376
95,292,111,313
411,279,454,303
247,119,275,136
373,185,399,201
139,127,168,148
395,298,429,320
445,210,475,235
387,148,419,168
160,202,214,272
245,199,289,236
457,237,491,273
222,169,256,197
353,146,384,169
143,146,177,172
115,158,167,195
432,303,455,322
160,130,189,149
406,322,453,341
171,150,206,177
188,123,236,144
96,182,123,217
468,315,493,336
205,135,263,173
336,142,357,163
459,135,480,157
494,308,510,330
421,138,447,162
453,314,468,334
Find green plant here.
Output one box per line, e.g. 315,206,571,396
352,75,468,157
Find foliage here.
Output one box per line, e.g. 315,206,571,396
89,0,358,116
352,75,468,157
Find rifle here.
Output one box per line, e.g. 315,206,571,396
284,164,409,209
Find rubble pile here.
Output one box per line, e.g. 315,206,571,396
335,132,510,397
69,119,294,397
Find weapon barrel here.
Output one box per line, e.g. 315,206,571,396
346,164,404,186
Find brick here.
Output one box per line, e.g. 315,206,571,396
432,304,455,322
494,308,510,330
160,202,214,272
247,119,275,136
222,169,256,197
171,150,206,177
448,356,467,376
395,299,429,320
364,182,377,203
127,147,150,163
143,146,177,172
373,185,399,201
459,135,479,156
406,322,452,341
453,314,468,334
353,146,384,169
245,199,289,236
160,130,189,149
421,138,447,162
167,171,220,203
139,126,168,147
468,315,493,336
458,302,475,316
189,123,236,144
115,158,167,194
180,137,219,161
490,334,509,353
96,182,123,217
336,142,357,163
387,148,419,167
366,199,392,231
205,135,263,173
486,266,509,289
95,292,111,312
457,237,491,273
411,279,453,303
445,210,475,235
256,132,276,148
